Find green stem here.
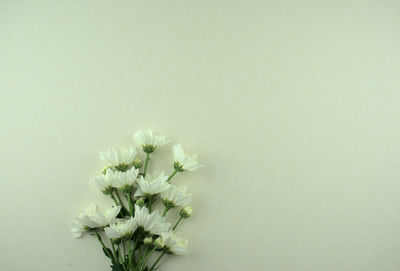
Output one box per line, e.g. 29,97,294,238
126,241,132,271
110,193,120,207
130,231,143,267
122,241,126,263
162,207,170,217
113,190,123,205
173,217,183,231
111,241,119,265
149,251,167,271
133,248,137,269
126,192,134,216
143,153,150,176
167,169,179,182
136,247,149,270
131,239,139,267
94,231,117,264
139,247,156,271
114,189,129,215
118,243,124,267
147,195,153,213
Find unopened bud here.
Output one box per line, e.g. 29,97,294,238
154,237,165,249
133,158,142,169
143,236,153,246
180,206,192,218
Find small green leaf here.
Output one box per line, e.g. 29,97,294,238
110,264,124,271
102,247,113,259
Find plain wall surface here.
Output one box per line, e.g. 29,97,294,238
1,1,400,270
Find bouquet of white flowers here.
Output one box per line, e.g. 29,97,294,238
71,130,202,271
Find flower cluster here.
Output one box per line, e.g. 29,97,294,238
71,130,202,271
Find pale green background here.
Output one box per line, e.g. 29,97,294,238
1,1,400,270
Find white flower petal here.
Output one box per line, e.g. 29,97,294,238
100,147,137,166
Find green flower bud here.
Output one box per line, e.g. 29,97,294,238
133,158,142,169
180,206,192,219
154,237,165,249
136,198,145,208
143,236,153,246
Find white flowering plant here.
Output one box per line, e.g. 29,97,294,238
71,130,202,271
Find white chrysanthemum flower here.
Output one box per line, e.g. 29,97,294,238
134,172,170,198
92,169,117,195
112,167,139,193
161,185,192,209
173,144,203,171
104,217,137,240
100,147,137,171
76,204,121,229
161,231,190,255
71,204,99,238
133,130,169,153
133,205,170,235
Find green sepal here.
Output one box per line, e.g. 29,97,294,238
143,145,155,153
115,163,129,172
